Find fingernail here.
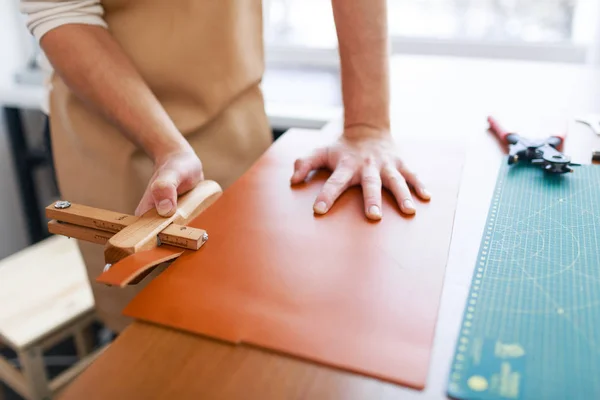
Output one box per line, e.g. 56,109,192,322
403,199,415,213
421,189,432,199
314,201,327,214
368,205,381,218
157,199,173,215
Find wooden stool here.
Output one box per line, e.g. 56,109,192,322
0,236,105,400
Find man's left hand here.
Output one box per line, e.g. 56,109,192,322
290,127,431,220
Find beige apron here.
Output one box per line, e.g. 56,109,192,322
48,0,273,333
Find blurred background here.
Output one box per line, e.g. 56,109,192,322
0,0,599,258
264,0,599,61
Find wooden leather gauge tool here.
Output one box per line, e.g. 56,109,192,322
45,180,222,287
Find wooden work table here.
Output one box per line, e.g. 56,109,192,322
57,55,600,399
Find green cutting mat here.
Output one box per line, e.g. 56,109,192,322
447,162,600,400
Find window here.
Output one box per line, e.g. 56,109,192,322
264,0,599,65
386,0,590,44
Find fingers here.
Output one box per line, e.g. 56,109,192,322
134,172,180,217
177,167,204,196
291,148,328,184
313,160,355,214
134,151,204,217
150,169,181,216
135,186,156,217
361,162,382,220
134,170,200,217
381,165,415,215
397,160,431,201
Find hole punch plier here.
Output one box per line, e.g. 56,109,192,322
487,116,579,174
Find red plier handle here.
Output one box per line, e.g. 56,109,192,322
487,116,513,143
487,116,566,148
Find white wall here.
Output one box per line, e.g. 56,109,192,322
585,0,600,66
0,0,35,258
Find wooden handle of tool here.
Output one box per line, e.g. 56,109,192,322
104,180,222,264
171,180,223,223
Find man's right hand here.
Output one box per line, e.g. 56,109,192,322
134,150,204,217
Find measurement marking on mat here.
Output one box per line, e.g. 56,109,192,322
467,376,489,392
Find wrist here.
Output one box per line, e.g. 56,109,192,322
343,109,391,137
343,123,391,140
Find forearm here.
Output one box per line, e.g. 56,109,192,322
331,0,391,136
40,24,191,162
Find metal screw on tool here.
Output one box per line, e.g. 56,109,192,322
202,233,208,242
103,263,112,272
54,200,71,209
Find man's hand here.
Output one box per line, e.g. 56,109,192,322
135,151,204,217
304,0,431,221
291,127,430,220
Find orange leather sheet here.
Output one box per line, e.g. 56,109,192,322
122,129,465,389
